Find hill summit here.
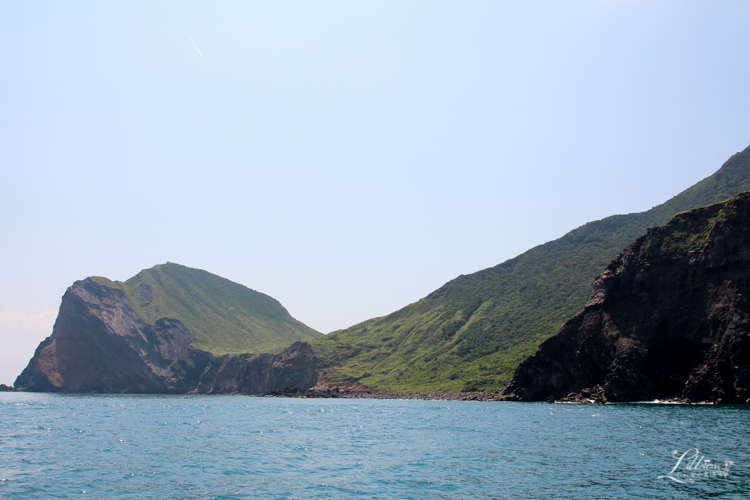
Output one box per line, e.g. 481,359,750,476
91,262,320,354
14,263,320,393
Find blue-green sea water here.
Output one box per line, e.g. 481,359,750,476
0,393,748,499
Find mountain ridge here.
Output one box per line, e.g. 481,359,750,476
12,145,750,395
309,144,750,392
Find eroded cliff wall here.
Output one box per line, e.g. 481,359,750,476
14,278,317,394
501,192,750,403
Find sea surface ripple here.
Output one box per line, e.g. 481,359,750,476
0,393,748,499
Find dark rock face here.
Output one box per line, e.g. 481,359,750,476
501,192,750,403
182,341,318,395
0,384,14,392
14,279,318,394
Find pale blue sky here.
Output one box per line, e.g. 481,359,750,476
2,1,750,382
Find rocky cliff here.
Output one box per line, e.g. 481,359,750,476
501,192,750,403
14,277,318,394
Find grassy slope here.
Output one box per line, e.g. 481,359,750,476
91,263,320,354
638,191,750,263
310,144,750,392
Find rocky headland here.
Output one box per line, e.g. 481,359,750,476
14,276,318,394
501,192,750,404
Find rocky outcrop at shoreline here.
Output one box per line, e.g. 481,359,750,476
501,192,750,404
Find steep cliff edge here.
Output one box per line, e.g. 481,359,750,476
15,278,192,392
501,191,750,403
14,266,319,394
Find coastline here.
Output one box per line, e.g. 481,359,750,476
6,386,747,404
266,388,504,401
267,388,750,404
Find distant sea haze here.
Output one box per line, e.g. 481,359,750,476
1,393,748,499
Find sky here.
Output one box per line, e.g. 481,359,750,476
2,1,750,384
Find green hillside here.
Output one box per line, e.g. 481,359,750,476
310,144,750,392
91,263,321,354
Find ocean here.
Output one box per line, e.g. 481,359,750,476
1,393,747,499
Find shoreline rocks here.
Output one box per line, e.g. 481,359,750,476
267,387,503,401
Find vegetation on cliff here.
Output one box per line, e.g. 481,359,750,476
91,263,320,354
309,145,750,392
501,191,750,402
